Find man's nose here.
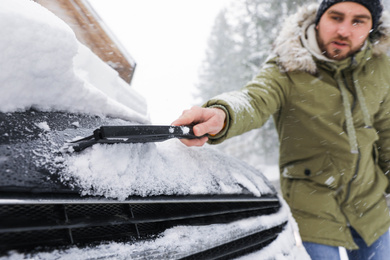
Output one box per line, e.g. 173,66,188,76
337,22,352,38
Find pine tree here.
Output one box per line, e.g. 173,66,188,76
194,10,239,102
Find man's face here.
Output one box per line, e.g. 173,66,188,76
316,2,373,61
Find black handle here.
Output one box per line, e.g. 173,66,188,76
95,125,198,140
69,125,205,152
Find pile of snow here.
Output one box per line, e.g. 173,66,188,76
0,0,148,123
61,140,274,200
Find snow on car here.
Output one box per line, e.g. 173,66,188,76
0,0,309,259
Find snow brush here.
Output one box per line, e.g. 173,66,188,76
68,125,205,152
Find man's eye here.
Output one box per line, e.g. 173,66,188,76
352,20,364,26
331,16,342,21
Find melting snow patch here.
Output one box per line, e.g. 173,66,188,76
35,121,50,132
71,121,80,128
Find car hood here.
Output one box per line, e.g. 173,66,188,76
0,110,277,200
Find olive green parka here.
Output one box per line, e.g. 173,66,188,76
205,4,390,249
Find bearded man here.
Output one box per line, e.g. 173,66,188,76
173,1,390,259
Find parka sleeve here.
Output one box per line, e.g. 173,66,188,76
203,61,290,144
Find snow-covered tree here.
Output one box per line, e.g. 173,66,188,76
195,0,314,168
194,10,240,102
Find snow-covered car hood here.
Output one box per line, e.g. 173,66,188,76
1,109,276,200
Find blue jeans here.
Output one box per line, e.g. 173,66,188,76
302,228,390,260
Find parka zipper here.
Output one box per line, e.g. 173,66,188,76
343,150,361,204
342,71,359,201
339,69,361,227
342,71,357,111
337,70,359,154
340,150,361,228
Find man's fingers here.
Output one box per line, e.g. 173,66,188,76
179,136,209,147
171,106,199,126
193,122,217,136
172,106,226,146
196,108,226,136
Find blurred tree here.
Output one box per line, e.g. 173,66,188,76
195,0,315,168
195,10,239,101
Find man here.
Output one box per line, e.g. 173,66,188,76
173,0,390,259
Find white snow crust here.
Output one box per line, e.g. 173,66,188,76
0,0,148,123
61,140,274,200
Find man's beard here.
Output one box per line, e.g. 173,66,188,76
330,47,344,60
317,36,360,61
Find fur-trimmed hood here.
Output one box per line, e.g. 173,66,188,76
273,3,390,73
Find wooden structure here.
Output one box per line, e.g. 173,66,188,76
34,0,136,84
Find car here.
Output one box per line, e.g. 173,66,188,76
0,109,305,259
0,0,308,259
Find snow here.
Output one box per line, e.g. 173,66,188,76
212,89,255,115
1,197,309,260
0,0,148,124
35,121,50,132
61,141,275,200
0,0,309,259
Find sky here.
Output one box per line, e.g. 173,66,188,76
90,0,229,124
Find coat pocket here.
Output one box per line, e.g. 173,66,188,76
281,154,340,189
281,155,342,217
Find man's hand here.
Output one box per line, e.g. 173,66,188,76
172,106,226,146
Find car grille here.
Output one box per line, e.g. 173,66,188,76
179,223,286,260
0,194,283,258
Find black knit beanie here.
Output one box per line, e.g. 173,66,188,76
315,0,383,31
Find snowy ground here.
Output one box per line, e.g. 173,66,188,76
0,0,310,259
